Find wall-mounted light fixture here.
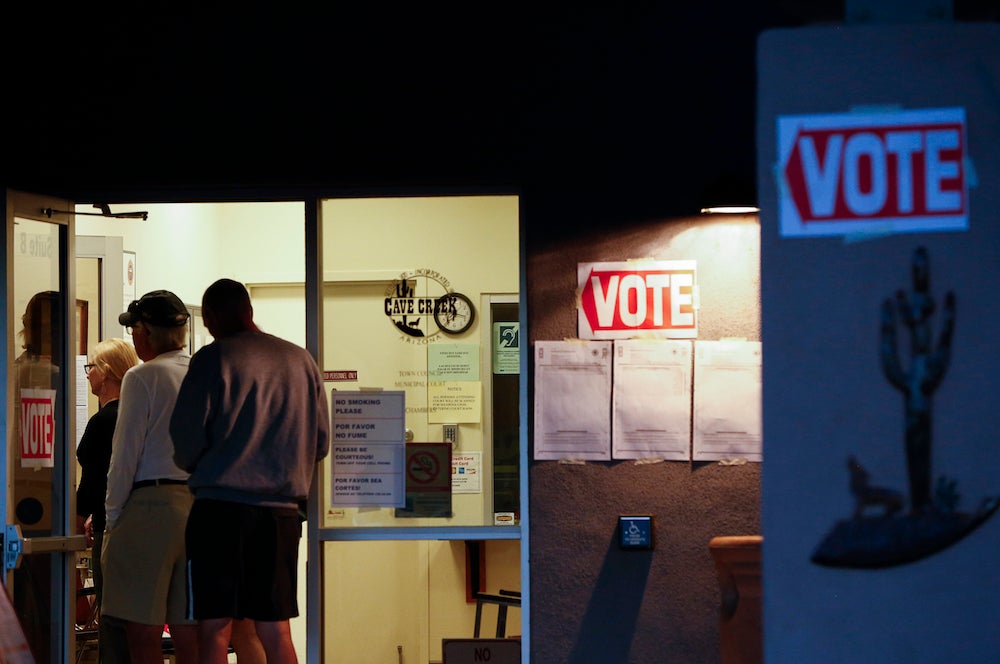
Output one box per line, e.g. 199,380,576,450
700,174,758,215
700,205,760,215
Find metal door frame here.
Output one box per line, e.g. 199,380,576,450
2,189,87,663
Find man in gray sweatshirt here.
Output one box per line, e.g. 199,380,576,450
171,278,330,664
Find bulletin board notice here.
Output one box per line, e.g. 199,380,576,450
330,390,406,507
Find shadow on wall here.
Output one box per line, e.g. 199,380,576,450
568,531,654,663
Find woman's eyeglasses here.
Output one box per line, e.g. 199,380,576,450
84,364,97,375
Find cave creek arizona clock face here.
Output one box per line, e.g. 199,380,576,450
384,269,476,342
434,292,475,334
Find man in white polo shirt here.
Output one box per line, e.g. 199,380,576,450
102,290,198,663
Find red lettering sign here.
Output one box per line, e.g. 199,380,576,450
577,261,697,339
20,391,55,466
777,108,969,237
324,370,359,382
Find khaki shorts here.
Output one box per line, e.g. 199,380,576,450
101,485,194,625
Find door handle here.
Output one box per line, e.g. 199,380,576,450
3,527,88,571
21,535,88,555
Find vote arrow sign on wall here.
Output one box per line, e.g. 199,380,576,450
577,260,697,340
777,107,969,237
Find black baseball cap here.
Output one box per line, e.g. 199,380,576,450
118,290,190,327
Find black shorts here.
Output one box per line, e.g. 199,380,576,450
186,499,302,621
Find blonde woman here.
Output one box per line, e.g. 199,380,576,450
77,338,140,663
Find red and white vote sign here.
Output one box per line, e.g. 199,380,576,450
778,107,968,237
20,389,56,468
578,260,697,339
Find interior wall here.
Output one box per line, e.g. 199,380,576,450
527,215,761,664
74,201,304,307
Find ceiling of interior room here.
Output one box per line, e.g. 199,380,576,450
4,2,997,225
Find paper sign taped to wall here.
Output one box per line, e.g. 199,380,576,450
578,260,698,339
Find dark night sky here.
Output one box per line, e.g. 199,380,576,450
5,3,995,224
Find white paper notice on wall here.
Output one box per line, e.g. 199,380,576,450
776,107,969,238
693,340,762,462
533,340,612,461
612,339,692,460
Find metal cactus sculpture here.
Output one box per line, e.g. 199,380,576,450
812,246,998,569
879,246,955,512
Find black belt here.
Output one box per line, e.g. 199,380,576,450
132,478,188,491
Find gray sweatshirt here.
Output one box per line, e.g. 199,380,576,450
171,330,330,508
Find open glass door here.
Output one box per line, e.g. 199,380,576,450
3,189,86,662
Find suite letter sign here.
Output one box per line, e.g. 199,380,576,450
777,107,968,237
578,260,697,339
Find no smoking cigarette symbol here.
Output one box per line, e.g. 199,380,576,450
408,452,439,484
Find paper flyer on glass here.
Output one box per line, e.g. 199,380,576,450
329,390,406,507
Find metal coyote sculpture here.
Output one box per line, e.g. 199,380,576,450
813,247,998,568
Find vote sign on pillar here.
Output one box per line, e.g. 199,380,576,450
577,260,697,340
777,107,969,237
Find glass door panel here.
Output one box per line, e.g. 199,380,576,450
318,196,521,530
313,195,523,664
4,193,84,663
321,539,522,663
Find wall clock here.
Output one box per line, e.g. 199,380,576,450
434,292,475,335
